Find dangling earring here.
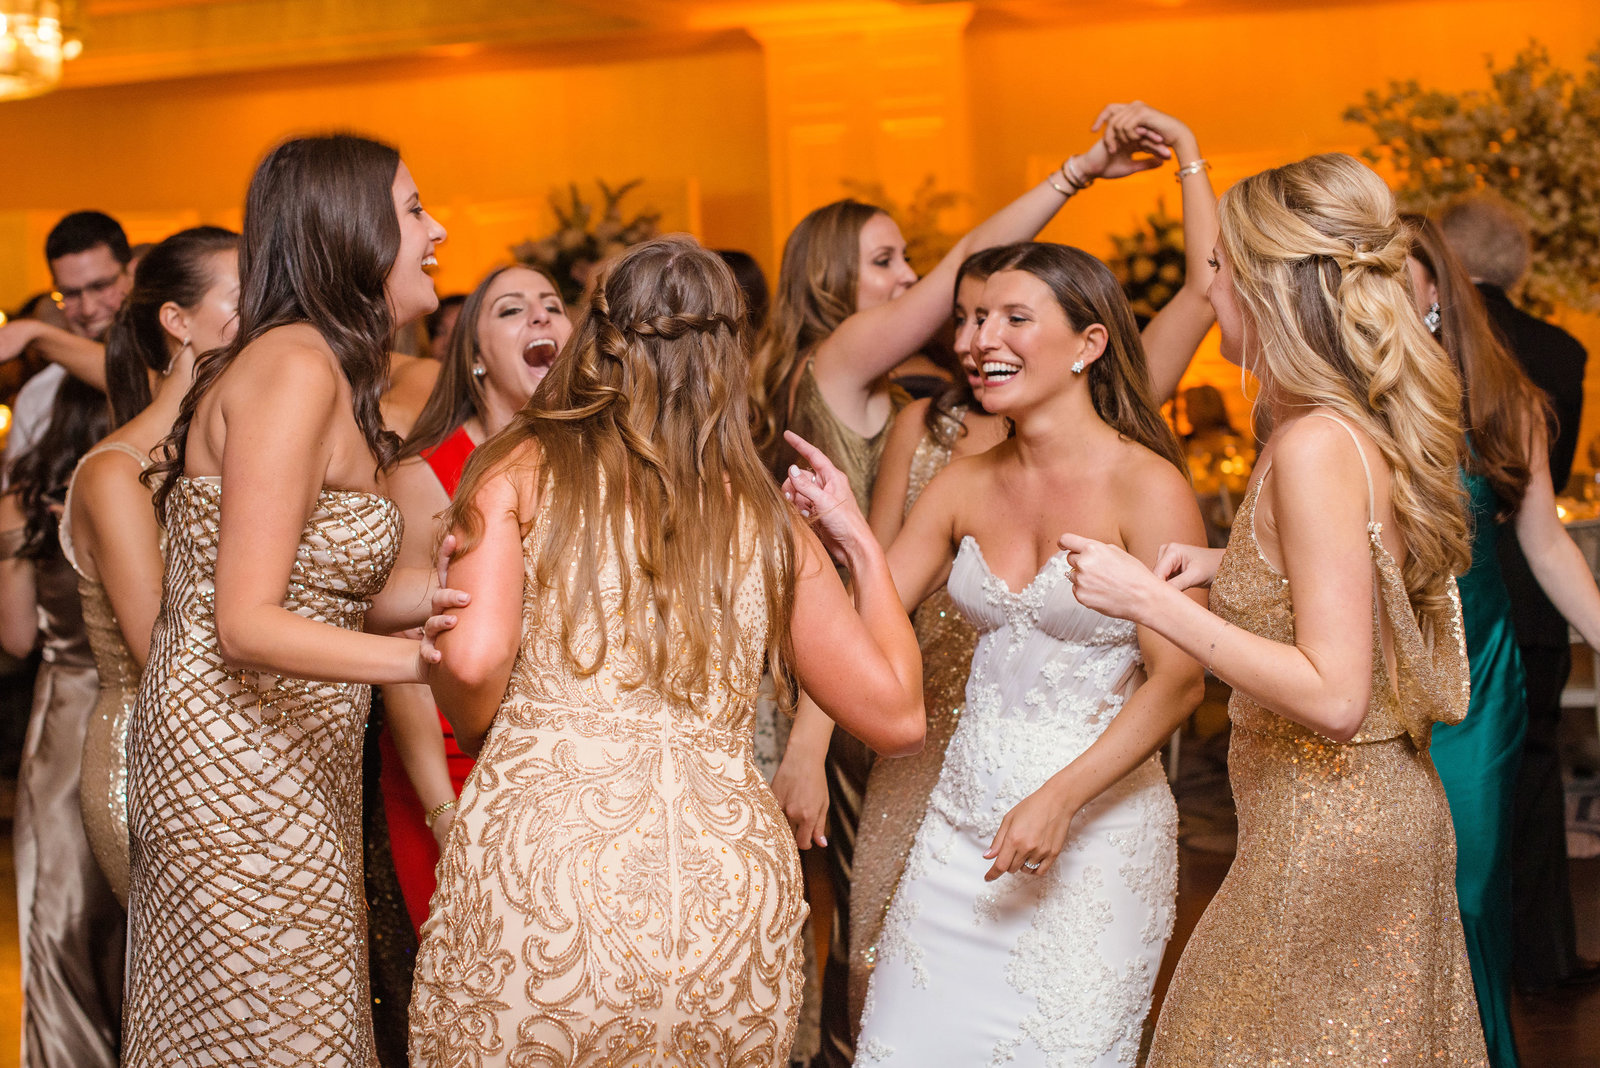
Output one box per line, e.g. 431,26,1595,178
1071,359,1085,375
471,364,487,378
1424,302,1441,336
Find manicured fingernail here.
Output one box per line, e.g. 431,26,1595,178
817,835,827,847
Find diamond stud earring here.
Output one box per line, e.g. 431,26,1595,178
1424,302,1441,335
1071,359,1085,375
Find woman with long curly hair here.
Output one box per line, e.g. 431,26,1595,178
408,236,924,1067
1064,154,1489,1064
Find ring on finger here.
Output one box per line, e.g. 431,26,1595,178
1023,859,1041,871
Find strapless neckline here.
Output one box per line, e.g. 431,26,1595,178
957,535,1071,600
179,473,394,507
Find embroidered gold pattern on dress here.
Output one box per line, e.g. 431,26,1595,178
410,512,807,1067
1145,470,1487,1066
124,476,401,1068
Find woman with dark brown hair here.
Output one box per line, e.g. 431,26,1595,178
123,134,461,1067
408,236,924,1067
379,262,572,935
831,242,1207,1066
1407,215,1600,1067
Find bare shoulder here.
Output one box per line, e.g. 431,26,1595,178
1111,442,1201,532
222,325,343,412
891,397,934,439
470,437,546,526
1269,412,1381,488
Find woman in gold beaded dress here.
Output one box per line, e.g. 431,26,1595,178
749,119,1175,1066
1063,153,1488,1064
408,236,925,1068
124,135,460,1068
59,226,239,905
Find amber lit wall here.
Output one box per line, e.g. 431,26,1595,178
2,0,1598,459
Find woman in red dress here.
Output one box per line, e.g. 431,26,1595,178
382,263,572,932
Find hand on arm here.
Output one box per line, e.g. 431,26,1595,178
211,346,432,685
1061,419,1378,741
426,468,528,757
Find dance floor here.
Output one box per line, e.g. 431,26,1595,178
0,689,1593,1064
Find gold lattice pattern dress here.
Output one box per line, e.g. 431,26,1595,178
123,477,402,1067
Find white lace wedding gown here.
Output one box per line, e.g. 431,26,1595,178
854,536,1178,1067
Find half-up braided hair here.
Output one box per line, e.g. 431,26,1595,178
447,236,798,709
148,134,403,515
1219,152,1470,624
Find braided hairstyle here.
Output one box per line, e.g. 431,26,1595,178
447,236,798,708
1218,152,1470,622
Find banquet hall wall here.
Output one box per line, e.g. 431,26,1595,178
0,0,1596,443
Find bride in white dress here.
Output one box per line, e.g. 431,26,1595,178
792,243,1207,1067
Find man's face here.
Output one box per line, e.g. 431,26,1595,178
50,244,131,340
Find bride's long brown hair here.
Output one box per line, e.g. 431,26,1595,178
448,236,797,706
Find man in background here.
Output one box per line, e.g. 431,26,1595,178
1441,194,1596,994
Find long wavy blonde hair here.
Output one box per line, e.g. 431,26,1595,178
1219,153,1470,622
447,236,797,707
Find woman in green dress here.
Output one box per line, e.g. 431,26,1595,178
1407,215,1600,1068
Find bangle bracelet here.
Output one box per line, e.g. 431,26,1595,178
1062,155,1093,190
1046,174,1075,197
1175,158,1211,181
425,798,457,829
1206,618,1229,673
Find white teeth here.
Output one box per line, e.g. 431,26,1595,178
523,338,559,365
981,361,1018,378
422,256,437,267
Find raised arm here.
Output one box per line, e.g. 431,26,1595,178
210,344,430,685
0,320,108,392
1063,417,1380,742
984,464,1207,880
867,398,933,546
1515,424,1600,648
1099,102,1219,404
814,135,1168,399
72,450,164,667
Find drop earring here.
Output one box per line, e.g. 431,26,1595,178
1424,302,1441,335
1071,359,1085,375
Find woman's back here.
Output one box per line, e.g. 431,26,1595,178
410,498,808,1067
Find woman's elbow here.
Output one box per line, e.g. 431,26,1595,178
1315,694,1368,744
874,697,926,759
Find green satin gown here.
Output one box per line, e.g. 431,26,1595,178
1432,468,1524,1068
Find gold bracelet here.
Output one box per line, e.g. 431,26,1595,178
1046,174,1075,197
425,798,457,829
1206,618,1229,673
1062,155,1093,190
1175,158,1211,181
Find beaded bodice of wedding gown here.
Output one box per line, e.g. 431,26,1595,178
856,535,1178,1067
123,476,402,1068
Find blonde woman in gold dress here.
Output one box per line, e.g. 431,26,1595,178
125,135,460,1067
59,226,239,906
408,236,925,1068
1062,153,1488,1064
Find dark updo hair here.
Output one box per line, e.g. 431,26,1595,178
150,134,405,514
104,226,239,428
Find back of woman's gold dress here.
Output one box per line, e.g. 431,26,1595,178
1147,455,1488,1065
410,513,806,1068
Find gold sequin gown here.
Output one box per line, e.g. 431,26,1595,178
846,405,975,1029
60,441,153,907
123,476,402,1068
409,512,807,1067
1146,446,1488,1065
